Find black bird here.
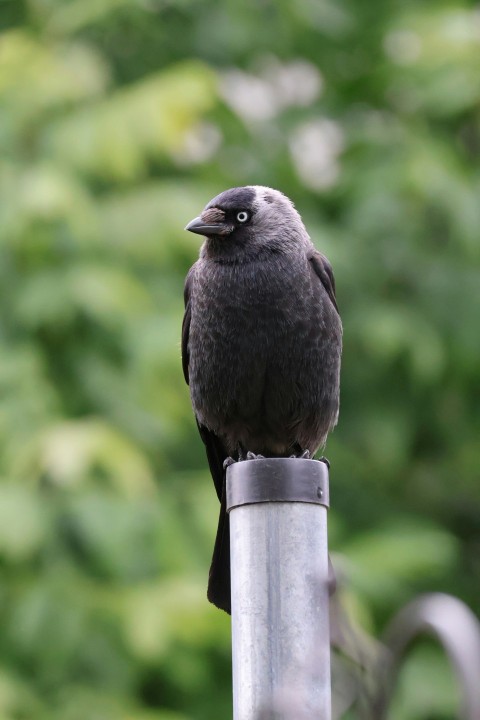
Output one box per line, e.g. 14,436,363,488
182,186,342,614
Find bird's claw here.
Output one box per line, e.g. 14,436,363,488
225,452,265,468
246,451,265,461
287,452,330,468
289,449,311,459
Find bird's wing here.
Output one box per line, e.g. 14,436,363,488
181,267,194,384
308,250,339,313
182,267,231,612
182,265,227,501
196,423,227,502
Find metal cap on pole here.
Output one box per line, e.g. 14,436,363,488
227,458,331,720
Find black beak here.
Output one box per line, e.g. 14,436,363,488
185,216,231,237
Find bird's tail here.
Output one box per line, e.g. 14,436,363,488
207,488,232,614
197,422,232,613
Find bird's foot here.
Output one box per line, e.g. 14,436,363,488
225,451,265,468
246,451,265,461
287,451,330,469
238,444,265,462
289,449,311,459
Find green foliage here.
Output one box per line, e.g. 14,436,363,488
1,0,479,717
389,641,461,720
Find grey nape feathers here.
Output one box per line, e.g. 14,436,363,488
182,186,342,613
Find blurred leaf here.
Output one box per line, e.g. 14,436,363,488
0,485,47,560
30,419,155,495
389,642,460,720
385,8,480,116
0,31,109,125
342,522,459,605
45,62,217,181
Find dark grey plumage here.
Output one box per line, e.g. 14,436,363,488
182,186,342,613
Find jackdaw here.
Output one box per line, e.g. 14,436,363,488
182,186,342,614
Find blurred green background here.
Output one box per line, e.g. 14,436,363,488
1,0,479,718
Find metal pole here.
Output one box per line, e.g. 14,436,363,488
227,458,331,720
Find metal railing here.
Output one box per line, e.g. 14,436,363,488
374,593,480,720
227,458,480,720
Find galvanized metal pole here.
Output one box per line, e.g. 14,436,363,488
227,458,331,720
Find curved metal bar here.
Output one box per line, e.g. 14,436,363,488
374,593,480,720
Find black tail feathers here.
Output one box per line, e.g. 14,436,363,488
207,490,231,614
197,423,232,613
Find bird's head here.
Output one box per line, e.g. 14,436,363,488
185,186,309,261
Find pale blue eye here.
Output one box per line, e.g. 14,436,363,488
236,211,249,223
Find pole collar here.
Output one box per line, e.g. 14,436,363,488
226,457,330,513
